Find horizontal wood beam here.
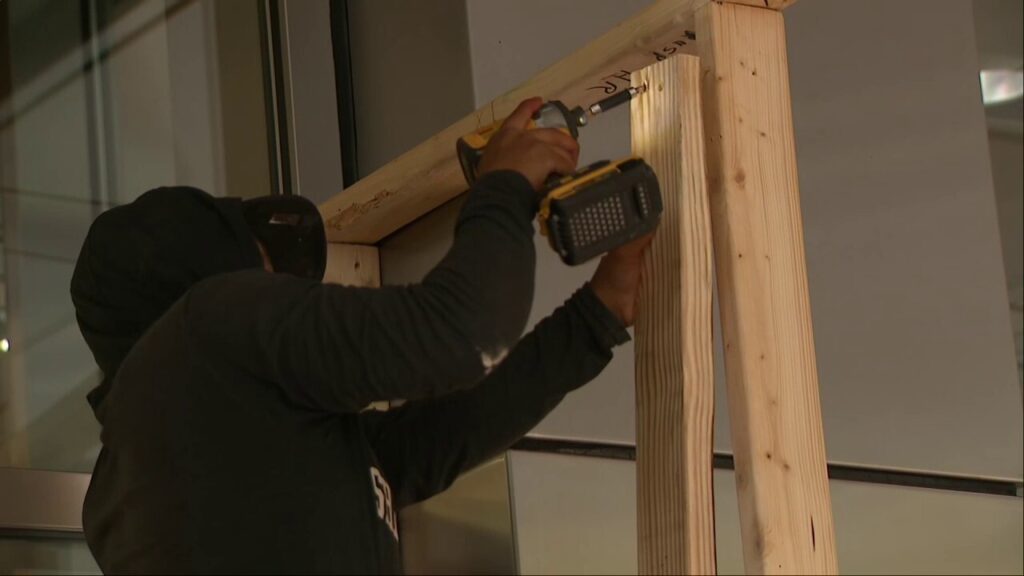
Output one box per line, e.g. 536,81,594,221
319,0,704,244
723,0,799,10
631,55,716,575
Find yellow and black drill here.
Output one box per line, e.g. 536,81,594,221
456,88,662,266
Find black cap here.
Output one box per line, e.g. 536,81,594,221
71,186,264,413
242,195,327,281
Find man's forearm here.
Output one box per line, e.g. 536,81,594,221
362,284,630,508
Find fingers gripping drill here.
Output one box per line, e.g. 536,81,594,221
456,88,663,266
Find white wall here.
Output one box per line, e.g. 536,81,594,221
507,451,1024,575
784,0,1021,479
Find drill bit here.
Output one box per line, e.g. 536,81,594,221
587,84,648,116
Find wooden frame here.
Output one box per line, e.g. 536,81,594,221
320,0,835,573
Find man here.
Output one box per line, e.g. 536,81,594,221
71,99,651,574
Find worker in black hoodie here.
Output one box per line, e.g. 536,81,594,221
70,98,650,574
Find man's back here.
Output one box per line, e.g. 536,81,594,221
85,276,402,574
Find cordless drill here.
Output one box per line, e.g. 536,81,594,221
456,88,662,266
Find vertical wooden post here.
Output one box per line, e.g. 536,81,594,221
323,243,381,288
695,1,837,573
632,55,716,575
324,243,387,412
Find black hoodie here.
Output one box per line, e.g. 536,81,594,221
71,173,629,574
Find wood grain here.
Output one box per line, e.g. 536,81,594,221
722,0,799,10
319,0,706,244
323,243,381,287
631,55,716,575
695,2,837,573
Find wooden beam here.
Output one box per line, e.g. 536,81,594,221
631,56,716,575
319,0,706,244
323,243,381,287
695,2,837,574
722,0,799,10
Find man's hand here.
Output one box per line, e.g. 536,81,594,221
590,232,656,327
477,97,580,190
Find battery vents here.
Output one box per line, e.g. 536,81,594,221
568,195,628,248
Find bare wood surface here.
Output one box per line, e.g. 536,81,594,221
632,55,716,575
695,2,837,573
323,243,381,287
319,0,706,244
722,0,799,10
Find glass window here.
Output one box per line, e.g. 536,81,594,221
0,0,274,473
0,535,100,574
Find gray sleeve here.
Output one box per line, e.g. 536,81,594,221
184,171,538,412
360,285,631,509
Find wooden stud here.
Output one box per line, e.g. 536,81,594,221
318,0,707,244
323,243,381,288
632,55,716,575
695,2,837,573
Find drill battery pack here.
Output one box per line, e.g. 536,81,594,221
539,157,662,266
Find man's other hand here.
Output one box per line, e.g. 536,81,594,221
477,97,580,191
590,232,656,328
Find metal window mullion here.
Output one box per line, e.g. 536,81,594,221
257,0,292,196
